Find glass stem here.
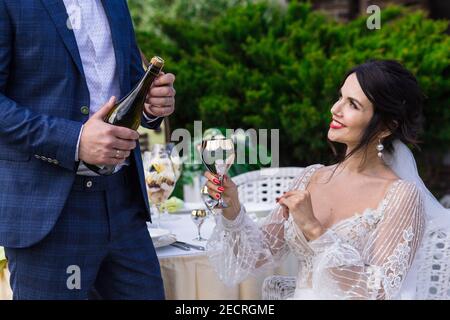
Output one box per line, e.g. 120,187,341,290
218,174,228,208
155,204,162,228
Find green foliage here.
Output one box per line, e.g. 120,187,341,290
127,0,258,36
134,0,450,169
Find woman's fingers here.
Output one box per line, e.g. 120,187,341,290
277,198,290,219
204,171,231,188
281,191,297,198
206,181,223,200
204,171,220,184
281,205,289,219
278,197,294,209
206,180,222,194
278,199,292,220
203,172,236,202
280,190,306,199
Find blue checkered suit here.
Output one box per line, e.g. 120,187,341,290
0,0,165,299
0,0,162,248
5,169,165,299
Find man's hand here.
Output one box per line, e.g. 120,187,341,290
144,72,176,118
79,96,140,166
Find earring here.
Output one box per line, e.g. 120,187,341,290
376,139,384,158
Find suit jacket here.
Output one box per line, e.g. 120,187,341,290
0,0,162,248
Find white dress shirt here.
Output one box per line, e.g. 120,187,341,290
63,0,158,175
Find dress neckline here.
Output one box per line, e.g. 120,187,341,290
300,164,403,231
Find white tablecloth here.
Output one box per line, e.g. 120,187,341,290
151,212,215,258
153,212,298,300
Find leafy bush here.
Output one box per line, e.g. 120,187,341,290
128,0,259,36
134,1,450,180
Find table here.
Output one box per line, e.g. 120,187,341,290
0,213,298,300
154,212,298,300
0,267,11,300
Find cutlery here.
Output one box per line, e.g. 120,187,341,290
175,241,205,251
170,242,190,251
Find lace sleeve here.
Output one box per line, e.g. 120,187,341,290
308,181,426,299
206,166,316,286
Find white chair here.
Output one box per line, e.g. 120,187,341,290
415,229,450,299
261,229,450,300
232,167,303,300
261,275,297,300
232,167,305,204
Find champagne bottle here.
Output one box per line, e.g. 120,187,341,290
85,56,164,175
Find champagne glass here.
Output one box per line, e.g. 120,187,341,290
201,184,218,214
143,144,178,227
200,137,235,208
166,143,182,180
191,209,208,241
160,143,183,221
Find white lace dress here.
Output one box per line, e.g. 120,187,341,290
206,164,426,300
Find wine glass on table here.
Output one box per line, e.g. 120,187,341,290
160,143,183,221
200,137,235,209
191,209,208,241
166,143,182,181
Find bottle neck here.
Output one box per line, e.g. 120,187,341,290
140,64,162,93
145,64,162,78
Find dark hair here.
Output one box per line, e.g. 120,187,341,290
328,59,425,166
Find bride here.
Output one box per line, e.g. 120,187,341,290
204,60,450,300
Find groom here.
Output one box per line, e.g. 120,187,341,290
0,0,175,299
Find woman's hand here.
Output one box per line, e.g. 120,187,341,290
277,190,325,241
204,172,241,221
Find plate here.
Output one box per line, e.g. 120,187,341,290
148,228,171,241
152,234,177,248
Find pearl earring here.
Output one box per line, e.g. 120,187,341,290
376,139,384,158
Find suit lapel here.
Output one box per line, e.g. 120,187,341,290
40,0,86,79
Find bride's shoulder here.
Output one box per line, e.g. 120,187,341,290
303,163,335,181
386,180,424,212
386,180,425,218
299,163,325,175
395,179,421,197
295,163,329,183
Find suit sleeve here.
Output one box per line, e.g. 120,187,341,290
0,0,82,171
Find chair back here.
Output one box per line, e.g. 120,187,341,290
232,167,305,204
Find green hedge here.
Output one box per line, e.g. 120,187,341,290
135,1,450,169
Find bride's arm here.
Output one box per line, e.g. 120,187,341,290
304,181,425,299
205,168,312,286
206,204,289,285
